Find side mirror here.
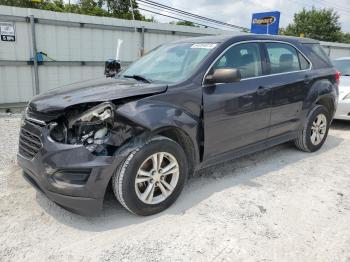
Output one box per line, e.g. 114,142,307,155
104,59,121,78
205,68,241,85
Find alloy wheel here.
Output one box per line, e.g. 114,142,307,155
135,152,179,204
310,113,327,145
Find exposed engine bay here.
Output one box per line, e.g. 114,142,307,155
48,102,141,156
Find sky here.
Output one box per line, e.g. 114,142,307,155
137,0,350,33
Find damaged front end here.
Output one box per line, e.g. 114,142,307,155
18,100,147,215
49,102,144,156
17,75,169,215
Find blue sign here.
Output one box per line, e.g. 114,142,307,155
251,11,280,35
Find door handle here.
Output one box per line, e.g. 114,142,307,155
257,86,268,95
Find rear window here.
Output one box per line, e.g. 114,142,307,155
265,43,301,74
265,42,310,74
303,44,332,68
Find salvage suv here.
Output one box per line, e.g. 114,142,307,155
18,34,339,216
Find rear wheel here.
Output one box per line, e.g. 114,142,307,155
294,105,330,152
112,136,188,215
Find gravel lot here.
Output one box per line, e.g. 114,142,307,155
0,115,350,262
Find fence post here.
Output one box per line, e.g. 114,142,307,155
29,15,40,95
140,26,145,56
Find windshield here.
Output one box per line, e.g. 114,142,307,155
121,42,218,83
333,59,350,76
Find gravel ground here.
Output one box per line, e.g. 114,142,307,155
0,115,350,262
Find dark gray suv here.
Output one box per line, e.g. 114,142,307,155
18,34,339,216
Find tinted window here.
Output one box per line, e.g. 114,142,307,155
298,52,310,70
303,44,331,68
213,42,262,79
265,43,301,74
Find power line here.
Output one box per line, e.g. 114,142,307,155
139,0,248,30
317,0,350,13
137,2,238,30
138,7,220,29
137,0,240,29
138,6,215,28
287,0,350,16
137,0,248,30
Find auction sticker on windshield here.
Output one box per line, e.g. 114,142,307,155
191,43,217,49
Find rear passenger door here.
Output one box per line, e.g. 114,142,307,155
262,42,311,138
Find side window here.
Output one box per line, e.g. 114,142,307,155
265,43,301,74
304,44,331,68
213,43,262,79
298,52,310,70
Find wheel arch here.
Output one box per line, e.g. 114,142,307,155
151,126,198,176
115,100,201,174
315,95,336,117
303,78,337,117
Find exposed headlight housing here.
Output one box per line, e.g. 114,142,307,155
50,102,115,155
68,102,114,128
70,102,115,153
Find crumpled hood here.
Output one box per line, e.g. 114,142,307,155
29,77,167,113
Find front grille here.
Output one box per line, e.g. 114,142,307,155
19,126,42,159
25,117,46,127
25,107,47,127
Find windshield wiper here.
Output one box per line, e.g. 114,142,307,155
123,74,152,83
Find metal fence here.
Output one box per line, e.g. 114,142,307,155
1,5,350,107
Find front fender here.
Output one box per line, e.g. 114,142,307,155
116,100,201,161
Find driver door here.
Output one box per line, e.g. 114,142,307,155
203,42,272,160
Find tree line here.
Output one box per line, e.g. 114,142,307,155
0,1,349,43
0,0,154,21
281,8,350,44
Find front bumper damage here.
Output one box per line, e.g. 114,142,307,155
17,119,126,216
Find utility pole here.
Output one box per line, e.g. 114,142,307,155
129,0,137,33
129,0,140,57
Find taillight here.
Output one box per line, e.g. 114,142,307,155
335,71,341,85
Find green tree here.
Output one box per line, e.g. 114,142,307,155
284,8,342,42
0,0,148,20
341,33,350,44
172,21,197,27
144,16,156,22
105,0,144,20
0,0,39,8
77,0,109,16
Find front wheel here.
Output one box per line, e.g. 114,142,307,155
294,105,330,152
112,136,188,216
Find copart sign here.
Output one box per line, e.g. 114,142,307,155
250,11,280,35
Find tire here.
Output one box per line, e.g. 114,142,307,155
112,136,188,216
294,105,330,152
